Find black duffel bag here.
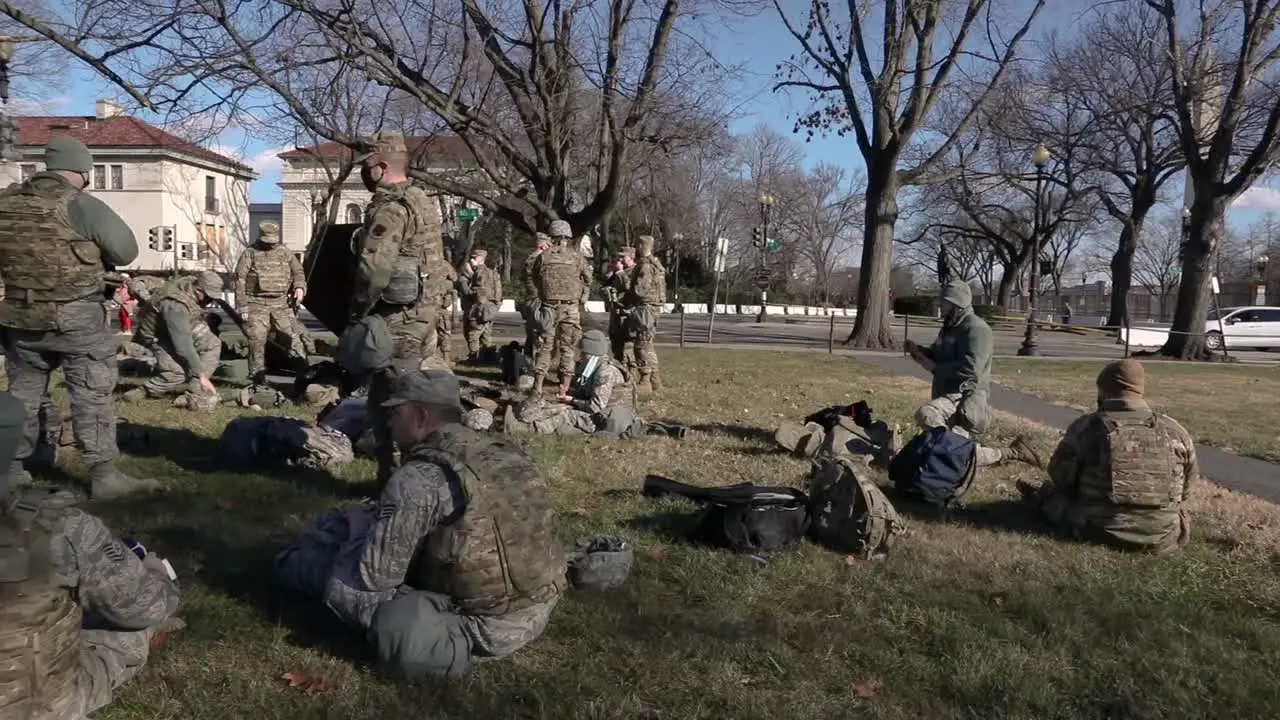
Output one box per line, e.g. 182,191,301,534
642,475,810,552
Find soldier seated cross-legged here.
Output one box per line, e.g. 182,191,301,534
274,370,566,679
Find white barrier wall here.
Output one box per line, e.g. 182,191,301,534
482,299,858,317
1120,327,1170,347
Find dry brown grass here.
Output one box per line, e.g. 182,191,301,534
36,348,1277,720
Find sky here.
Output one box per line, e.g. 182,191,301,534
22,2,1280,228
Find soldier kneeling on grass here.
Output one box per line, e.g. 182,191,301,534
0,391,185,718
124,271,224,408
1016,359,1198,554
274,370,565,679
504,329,687,439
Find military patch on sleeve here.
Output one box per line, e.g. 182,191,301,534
378,503,396,521
102,541,125,563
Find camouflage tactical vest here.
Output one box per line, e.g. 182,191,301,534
246,246,293,297
370,184,442,306
126,276,165,304
0,178,105,331
134,279,202,345
628,256,666,305
536,246,583,302
1087,412,1185,509
470,266,501,303
407,425,566,615
0,491,83,719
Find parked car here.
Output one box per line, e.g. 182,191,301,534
1204,306,1280,351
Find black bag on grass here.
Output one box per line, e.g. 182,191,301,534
642,475,810,552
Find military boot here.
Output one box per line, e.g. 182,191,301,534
122,387,147,403
531,373,546,396
89,463,164,501
648,370,663,392
503,405,531,435
1004,435,1043,469
644,422,688,440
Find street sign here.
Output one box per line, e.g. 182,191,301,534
1211,275,1220,294
755,270,771,291
455,207,479,221
765,238,780,251
714,237,729,273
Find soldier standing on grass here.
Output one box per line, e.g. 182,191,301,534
520,233,552,353
235,220,312,391
349,132,445,484
529,221,592,396
0,136,158,499
459,248,503,362
0,390,185,717
604,247,635,365
624,236,666,391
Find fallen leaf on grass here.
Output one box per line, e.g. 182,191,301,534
644,548,666,563
852,678,881,698
568,507,589,517
281,671,337,695
844,555,862,567
214,498,236,511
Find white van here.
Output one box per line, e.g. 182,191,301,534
1204,306,1280,350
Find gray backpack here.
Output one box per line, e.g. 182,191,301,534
807,454,905,560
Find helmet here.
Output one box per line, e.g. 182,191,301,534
195,271,224,296
580,329,609,357
258,221,281,244
462,408,494,431
566,536,634,590
549,220,572,239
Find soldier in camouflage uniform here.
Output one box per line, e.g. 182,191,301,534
624,236,667,391
528,220,592,395
235,220,312,389
459,248,503,360
603,247,635,364
275,369,565,678
1019,359,1197,554
350,132,444,484
428,229,458,365
0,391,184,718
519,233,552,353
128,272,224,401
0,136,158,499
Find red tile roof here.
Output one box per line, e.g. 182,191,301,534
16,115,256,175
278,135,475,165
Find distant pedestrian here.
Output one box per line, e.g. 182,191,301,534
1061,301,1073,326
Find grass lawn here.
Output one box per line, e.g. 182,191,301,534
42,348,1280,719
993,359,1280,463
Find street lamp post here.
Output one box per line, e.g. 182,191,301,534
1017,143,1052,357
757,193,775,323
0,37,18,165
1256,254,1270,305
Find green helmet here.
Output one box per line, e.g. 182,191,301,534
44,136,94,174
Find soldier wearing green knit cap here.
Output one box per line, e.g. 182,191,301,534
0,136,161,499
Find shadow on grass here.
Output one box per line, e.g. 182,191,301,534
689,423,776,444
895,493,1065,539
117,420,373,498
621,509,703,543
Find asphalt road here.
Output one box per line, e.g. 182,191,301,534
286,310,1279,363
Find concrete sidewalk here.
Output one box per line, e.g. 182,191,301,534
859,353,1280,504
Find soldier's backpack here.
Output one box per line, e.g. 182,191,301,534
642,475,810,553
889,427,978,507
807,453,905,559
218,416,354,470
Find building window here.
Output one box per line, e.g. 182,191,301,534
346,203,362,224
205,176,218,213
110,164,123,190
92,165,106,190
20,164,35,181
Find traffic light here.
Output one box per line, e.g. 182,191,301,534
161,227,174,252
148,226,160,251
1038,259,1052,276
751,226,763,248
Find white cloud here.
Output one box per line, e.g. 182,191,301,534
8,96,72,114
1231,186,1280,212
246,146,289,175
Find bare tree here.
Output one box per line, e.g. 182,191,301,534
1133,211,1184,300
773,0,1046,347
777,163,863,303
1047,4,1185,328
1145,0,1280,358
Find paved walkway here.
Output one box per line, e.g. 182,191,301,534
859,353,1280,504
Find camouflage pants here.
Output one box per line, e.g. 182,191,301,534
532,301,581,383
143,323,222,397
515,400,639,438
435,295,454,362
244,302,310,382
2,300,119,466
369,305,437,483
463,300,497,355
79,626,159,715
915,393,1002,467
518,305,537,353
630,305,660,376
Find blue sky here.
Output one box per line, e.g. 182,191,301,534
25,3,1280,228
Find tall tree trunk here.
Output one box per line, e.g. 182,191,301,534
996,263,1018,307
1159,195,1228,359
844,165,897,348
1105,202,1154,329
